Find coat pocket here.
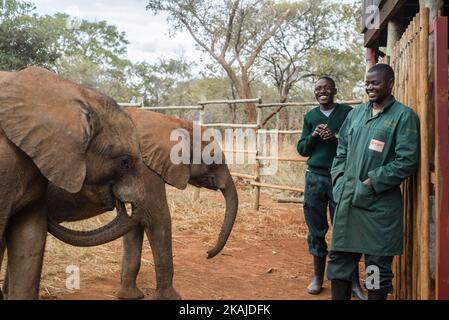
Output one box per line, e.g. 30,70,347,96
333,176,346,204
351,180,376,210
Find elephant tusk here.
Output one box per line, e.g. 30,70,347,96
125,202,133,217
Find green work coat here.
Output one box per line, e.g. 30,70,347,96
330,99,419,256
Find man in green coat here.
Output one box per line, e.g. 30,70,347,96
297,77,365,299
327,64,420,300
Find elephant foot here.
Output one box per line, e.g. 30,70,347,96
116,286,144,300
154,287,182,300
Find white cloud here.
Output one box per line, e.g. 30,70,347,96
31,0,199,63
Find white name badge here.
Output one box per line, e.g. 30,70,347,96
369,139,385,153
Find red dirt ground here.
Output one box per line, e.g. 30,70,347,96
33,186,365,300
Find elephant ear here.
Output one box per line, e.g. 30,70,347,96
126,108,191,190
0,67,96,193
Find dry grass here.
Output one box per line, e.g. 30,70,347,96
168,185,306,244
0,179,307,298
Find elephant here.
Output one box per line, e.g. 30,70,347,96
0,67,147,299
41,108,238,300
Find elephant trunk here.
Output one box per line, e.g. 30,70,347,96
47,200,141,247
207,171,238,259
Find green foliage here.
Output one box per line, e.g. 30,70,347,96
131,58,192,106
0,0,60,70
146,0,292,122
1,0,366,126
55,54,139,103
260,0,364,102
43,13,130,68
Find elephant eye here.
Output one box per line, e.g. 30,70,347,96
119,155,132,170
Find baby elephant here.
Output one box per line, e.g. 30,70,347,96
45,109,239,300
0,67,145,299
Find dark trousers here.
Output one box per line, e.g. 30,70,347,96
327,251,394,294
303,171,335,258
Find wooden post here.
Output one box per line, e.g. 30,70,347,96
433,16,449,301
418,7,430,300
253,105,262,210
420,0,445,300
386,20,401,64
421,0,443,167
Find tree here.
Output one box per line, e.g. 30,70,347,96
0,0,60,70
41,13,138,102
40,13,130,68
146,0,292,123
131,58,192,107
259,0,364,128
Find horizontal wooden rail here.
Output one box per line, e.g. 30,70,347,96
231,172,258,180
258,129,302,134
202,123,259,129
198,98,262,105
140,106,204,110
222,149,258,154
250,181,304,193
256,156,308,162
257,100,363,108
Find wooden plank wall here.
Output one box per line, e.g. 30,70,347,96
389,7,431,300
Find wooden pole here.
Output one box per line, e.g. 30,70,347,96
420,0,446,300
386,20,401,64
433,16,449,301
253,107,262,210
418,7,430,300
250,181,304,193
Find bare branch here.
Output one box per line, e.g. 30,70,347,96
219,0,239,60
244,8,291,70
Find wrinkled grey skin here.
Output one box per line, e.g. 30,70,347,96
116,162,237,300
0,68,145,299
114,109,238,300
51,110,238,300
1,107,238,300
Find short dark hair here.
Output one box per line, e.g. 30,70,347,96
316,76,336,88
368,63,395,81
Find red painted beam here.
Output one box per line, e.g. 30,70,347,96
365,47,378,68
434,16,449,300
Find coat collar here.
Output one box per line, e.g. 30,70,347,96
364,97,397,116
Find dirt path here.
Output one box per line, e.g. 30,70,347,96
2,186,345,300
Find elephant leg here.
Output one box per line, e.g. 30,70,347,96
146,204,181,300
116,225,145,300
6,204,47,300
0,238,5,300
2,266,8,300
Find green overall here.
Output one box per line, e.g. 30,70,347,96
330,99,420,256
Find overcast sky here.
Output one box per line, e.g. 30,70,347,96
31,0,357,64
32,0,198,63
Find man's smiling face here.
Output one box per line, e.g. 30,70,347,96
365,70,394,104
314,78,337,108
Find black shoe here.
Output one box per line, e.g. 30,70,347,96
307,256,326,295
351,265,367,300
368,291,387,300
331,279,352,300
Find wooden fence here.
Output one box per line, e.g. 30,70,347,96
389,7,431,300
120,98,362,210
